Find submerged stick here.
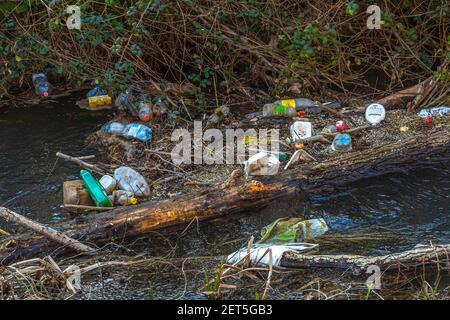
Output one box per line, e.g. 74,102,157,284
0,207,95,253
61,204,115,212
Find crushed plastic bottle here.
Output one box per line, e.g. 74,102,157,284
331,133,352,152
417,106,450,119
32,73,52,97
258,217,329,244
290,121,313,142
86,86,106,98
208,105,230,124
122,123,152,142
114,166,150,197
102,122,125,136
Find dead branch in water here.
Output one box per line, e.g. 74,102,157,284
0,207,95,254
281,244,450,275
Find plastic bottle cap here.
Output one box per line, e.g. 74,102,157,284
130,197,138,205
43,92,49,97
142,114,151,121
425,117,433,123
298,111,306,117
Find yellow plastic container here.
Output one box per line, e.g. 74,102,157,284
88,95,112,108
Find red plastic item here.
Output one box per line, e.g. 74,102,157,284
425,117,433,124
297,111,306,117
335,120,349,131
43,92,49,97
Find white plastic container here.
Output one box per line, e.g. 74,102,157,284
290,121,313,142
365,103,386,125
244,152,280,176
114,166,150,197
99,175,117,195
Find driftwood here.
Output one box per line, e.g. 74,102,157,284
281,244,450,275
0,82,449,264
56,152,107,175
0,207,94,254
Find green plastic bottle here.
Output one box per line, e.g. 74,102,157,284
80,170,113,207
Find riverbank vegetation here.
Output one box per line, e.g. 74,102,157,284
0,0,449,108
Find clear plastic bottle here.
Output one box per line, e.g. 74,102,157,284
138,100,153,122
122,123,152,142
109,190,138,206
263,98,317,115
417,106,450,119
153,97,168,116
116,87,135,114
102,122,125,135
32,73,52,97
208,105,230,124
262,104,297,117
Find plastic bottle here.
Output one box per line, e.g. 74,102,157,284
137,100,153,122
208,105,230,124
116,87,136,114
109,190,138,206
153,97,168,116
114,166,150,196
263,98,318,116
417,106,450,119
86,86,106,98
79,170,113,207
32,73,52,97
262,104,297,117
331,133,352,152
122,123,152,142
102,122,125,136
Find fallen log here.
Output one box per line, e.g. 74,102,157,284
280,244,450,275
0,82,449,264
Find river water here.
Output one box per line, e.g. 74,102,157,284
0,100,449,299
